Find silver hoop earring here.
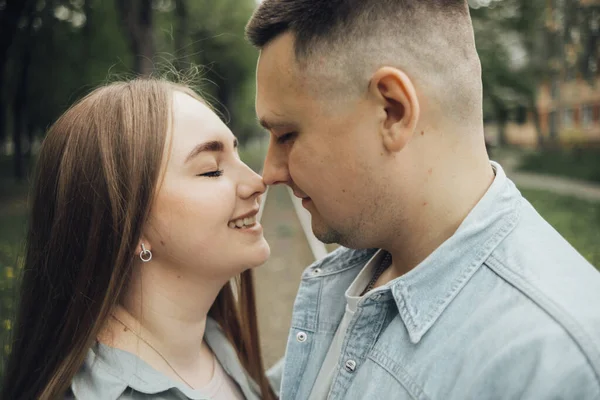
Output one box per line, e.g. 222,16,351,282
140,243,152,262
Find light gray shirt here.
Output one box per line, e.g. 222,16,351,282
309,250,387,399
69,317,262,400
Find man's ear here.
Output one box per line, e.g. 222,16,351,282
369,67,420,152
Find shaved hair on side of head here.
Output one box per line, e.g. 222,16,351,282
247,0,483,126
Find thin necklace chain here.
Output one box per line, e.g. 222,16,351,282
360,252,393,296
110,314,196,389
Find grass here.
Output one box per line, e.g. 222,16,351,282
0,198,27,377
518,148,600,184
0,155,31,376
521,188,600,268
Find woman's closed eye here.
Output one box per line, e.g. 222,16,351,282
198,170,223,178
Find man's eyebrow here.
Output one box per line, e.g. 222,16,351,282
258,118,294,131
185,140,228,163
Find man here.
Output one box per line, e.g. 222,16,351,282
246,1,600,399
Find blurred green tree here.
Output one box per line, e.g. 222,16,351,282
0,0,34,157
115,0,155,76
471,0,548,147
155,0,261,144
1,0,261,180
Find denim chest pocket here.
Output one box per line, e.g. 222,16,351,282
359,348,430,400
333,346,430,400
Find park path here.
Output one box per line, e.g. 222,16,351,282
495,152,600,202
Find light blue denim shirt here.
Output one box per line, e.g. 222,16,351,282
274,162,600,400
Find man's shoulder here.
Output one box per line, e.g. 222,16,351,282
490,195,600,309
460,302,600,398
485,196,600,377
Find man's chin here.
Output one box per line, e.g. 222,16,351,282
306,206,345,244
312,222,342,245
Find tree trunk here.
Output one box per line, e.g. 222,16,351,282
529,97,544,149
13,97,25,181
0,68,6,152
0,97,6,154
12,4,36,180
116,0,155,76
25,120,34,159
0,0,33,150
83,0,93,65
494,101,508,148
216,77,231,120
174,0,190,71
13,49,33,180
0,0,31,66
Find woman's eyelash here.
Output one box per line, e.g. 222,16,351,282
198,170,223,178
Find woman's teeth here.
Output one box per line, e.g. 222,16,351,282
228,215,257,229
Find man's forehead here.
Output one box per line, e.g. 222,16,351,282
256,36,307,120
256,32,352,121
257,34,304,90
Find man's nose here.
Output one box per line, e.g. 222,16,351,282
262,141,291,186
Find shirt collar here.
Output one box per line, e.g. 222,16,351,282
92,341,207,399
73,317,253,400
388,162,521,343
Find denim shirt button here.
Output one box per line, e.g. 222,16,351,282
296,331,308,342
344,359,357,372
312,268,322,275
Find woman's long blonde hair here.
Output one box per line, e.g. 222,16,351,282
1,79,275,400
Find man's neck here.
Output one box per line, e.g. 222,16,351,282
379,154,495,285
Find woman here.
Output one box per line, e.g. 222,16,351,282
1,79,276,400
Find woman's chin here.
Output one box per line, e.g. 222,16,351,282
240,240,271,270
251,240,271,267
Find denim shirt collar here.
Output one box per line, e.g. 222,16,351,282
380,162,521,343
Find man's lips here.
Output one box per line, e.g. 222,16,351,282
292,191,310,200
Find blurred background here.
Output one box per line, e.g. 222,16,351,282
0,0,599,374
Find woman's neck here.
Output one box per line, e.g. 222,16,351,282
100,261,230,386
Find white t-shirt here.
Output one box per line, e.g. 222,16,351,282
309,250,387,400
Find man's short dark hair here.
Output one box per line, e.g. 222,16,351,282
247,0,480,124
246,0,468,57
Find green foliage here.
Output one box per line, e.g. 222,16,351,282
519,148,600,184
0,186,27,380
471,0,547,118
522,188,600,268
22,0,132,131
1,0,262,164
157,0,261,143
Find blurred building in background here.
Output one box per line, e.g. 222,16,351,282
537,0,600,147
488,0,600,148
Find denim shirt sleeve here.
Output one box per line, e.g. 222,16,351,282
466,350,600,399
